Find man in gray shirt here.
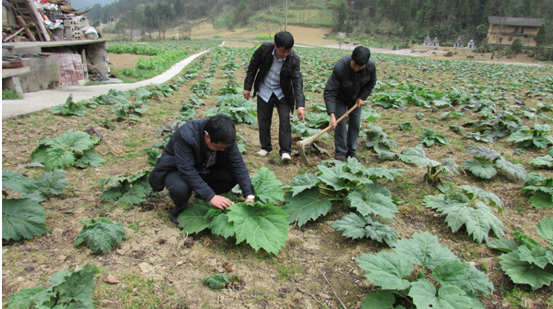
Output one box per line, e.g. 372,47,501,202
243,31,305,162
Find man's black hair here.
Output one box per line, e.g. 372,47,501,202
205,115,236,145
351,46,371,66
274,31,294,49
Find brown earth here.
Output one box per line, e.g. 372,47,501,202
108,53,154,70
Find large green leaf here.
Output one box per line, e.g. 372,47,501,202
284,173,320,197
433,260,494,295
517,246,553,269
399,145,440,168
460,160,497,179
56,130,95,152
75,149,106,168
500,250,553,290
210,213,235,239
282,188,331,226
35,169,68,196
5,287,46,309
332,212,367,239
2,171,37,194
202,274,230,290
53,264,99,308
317,165,357,191
529,191,553,208
495,158,527,180
332,213,397,246
74,217,126,253
361,290,396,309
488,238,520,253
2,198,47,241
227,202,289,254
356,251,413,290
408,279,473,309
394,232,458,270
251,167,284,204
439,201,505,243
44,147,76,170
536,216,553,244
345,189,398,222
120,185,149,205
458,185,504,212
179,200,212,233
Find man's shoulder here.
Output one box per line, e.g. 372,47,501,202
177,119,206,138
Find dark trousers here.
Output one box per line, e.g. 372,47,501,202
257,93,291,155
334,101,362,156
164,165,237,212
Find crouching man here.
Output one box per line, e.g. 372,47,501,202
149,115,255,225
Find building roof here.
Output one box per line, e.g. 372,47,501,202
488,16,543,27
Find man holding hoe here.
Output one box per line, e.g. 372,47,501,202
324,45,377,162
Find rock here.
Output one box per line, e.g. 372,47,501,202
139,262,153,273
105,275,119,284
57,255,66,261
52,228,64,237
319,293,332,299
167,236,178,245
359,280,373,289
222,261,235,272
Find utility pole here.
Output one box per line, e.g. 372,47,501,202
285,0,288,31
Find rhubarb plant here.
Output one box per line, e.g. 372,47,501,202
461,145,527,180
50,94,96,117
205,94,257,124
399,145,462,184
283,158,403,246
2,169,68,202
423,185,505,243
357,232,493,308
5,264,99,309
2,198,46,242
99,171,153,205
177,167,288,254
530,155,553,168
521,173,553,208
74,217,126,253
30,130,106,171
488,217,553,290
365,124,399,155
507,124,553,149
420,129,448,147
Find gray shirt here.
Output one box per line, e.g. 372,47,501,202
258,50,285,102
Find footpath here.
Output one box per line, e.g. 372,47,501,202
2,49,209,119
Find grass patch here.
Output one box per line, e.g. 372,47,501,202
2,89,21,100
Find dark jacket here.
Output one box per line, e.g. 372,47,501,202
149,119,254,202
243,42,305,110
324,56,377,115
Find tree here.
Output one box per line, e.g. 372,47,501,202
512,38,524,53
535,24,547,45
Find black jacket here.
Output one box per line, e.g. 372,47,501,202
244,42,305,110
149,119,254,202
324,56,377,115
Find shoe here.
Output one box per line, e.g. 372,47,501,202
281,153,291,162
169,213,179,225
347,152,360,162
257,149,269,157
169,204,187,225
334,154,346,162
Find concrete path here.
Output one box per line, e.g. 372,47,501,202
2,49,209,119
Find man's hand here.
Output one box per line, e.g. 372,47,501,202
329,113,337,128
297,108,305,121
355,98,364,108
243,90,251,100
210,195,234,210
244,198,255,203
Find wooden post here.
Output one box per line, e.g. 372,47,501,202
27,0,50,41
81,48,89,82
16,15,36,41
